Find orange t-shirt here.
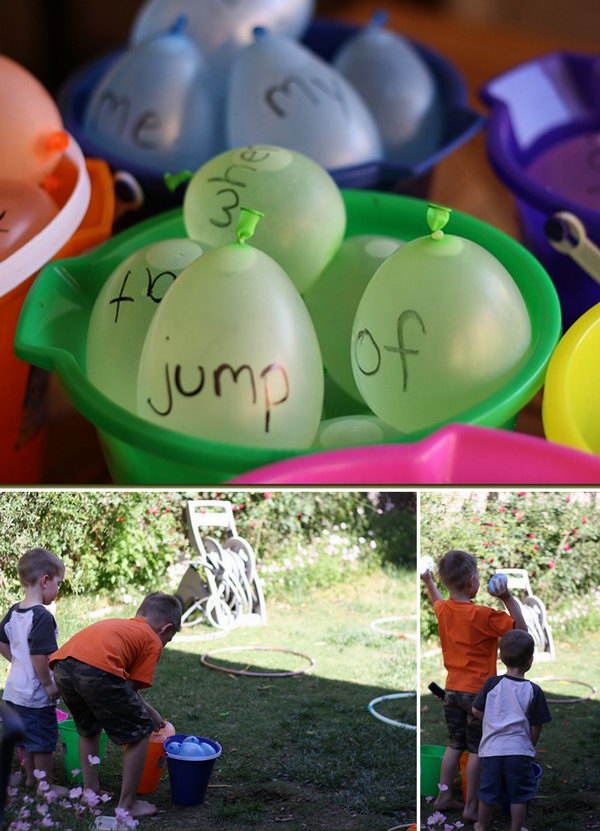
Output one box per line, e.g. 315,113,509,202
434,598,515,693
49,617,162,689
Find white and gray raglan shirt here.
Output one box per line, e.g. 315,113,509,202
0,603,58,708
473,674,552,758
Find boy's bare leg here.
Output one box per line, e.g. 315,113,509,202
510,802,528,831
463,751,481,821
31,751,69,797
434,747,464,810
79,734,102,792
118,735,156,817
22,751,35,786
474,799,493,831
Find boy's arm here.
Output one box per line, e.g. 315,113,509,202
126,680,165,730
472,706,484,720
0,642,12,662
30,654,59,700
498,591,528,630
531,724,543,746
421,571,443,605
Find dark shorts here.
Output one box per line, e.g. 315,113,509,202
478,755,538,806
443,689,482,753
5,701,58,753
53,657,154,745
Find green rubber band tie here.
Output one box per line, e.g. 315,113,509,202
427,202,452,239
163,170,193,192
237,207,264,243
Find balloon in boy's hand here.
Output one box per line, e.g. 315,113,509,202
0,179,59,261
304,234,404,401
488,573,508,596
226,28,383,172
137,209,324,448
333,11,442,165
87,238,207,411
183,145,346,294
419,555,435,576
351,204,532,432
84,20,217,172
0,55,69,187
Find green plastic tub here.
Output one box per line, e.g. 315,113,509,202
58,718,108,784
15,190,561,484
420,743,446,797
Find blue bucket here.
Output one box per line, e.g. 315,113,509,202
164,734,222,806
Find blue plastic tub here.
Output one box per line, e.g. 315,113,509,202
164,734,222,806
58,17,483,215
481,51,600,330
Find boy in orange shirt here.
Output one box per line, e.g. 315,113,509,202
421,549,527,823
50,592,181,819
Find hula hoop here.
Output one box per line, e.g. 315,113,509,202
531,676,597,704
368,692,416,731
370,616,417,639
200,646,316,677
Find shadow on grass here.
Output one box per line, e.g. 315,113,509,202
55,648,416,831
420,687,600,831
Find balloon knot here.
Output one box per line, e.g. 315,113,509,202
164,170,193,192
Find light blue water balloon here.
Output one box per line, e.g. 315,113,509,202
84,18,217,172
226,27,383,170
333,10,443,166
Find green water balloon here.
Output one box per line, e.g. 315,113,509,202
137,212,324,448
304,234,404,402
314,414,402,449
87,238,208,410
182,144,346,294
351,205,532,432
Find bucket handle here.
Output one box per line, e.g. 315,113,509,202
112,170,145,220
544,211,600,284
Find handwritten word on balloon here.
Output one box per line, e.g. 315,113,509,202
354,309,426,393
88,90,163,149
265,75,347,118
146,360,290,432
109,267,176,323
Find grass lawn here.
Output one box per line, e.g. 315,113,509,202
420,629,600,830
2,568,416,831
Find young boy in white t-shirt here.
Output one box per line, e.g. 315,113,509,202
472,629,552,831
0,548,66,792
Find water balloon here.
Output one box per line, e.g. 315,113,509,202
333,11,443,165
87,238,208,410
226,28,383,171
0,180,59,261
84,19,217,172
183,144,346,294
137,209,324,448
199,742,215,756
488,573,508,596
314,415,402,449
166,741,181,754
351,204,532,433
303,234,404,401
0,55,69,186
178,742,204,757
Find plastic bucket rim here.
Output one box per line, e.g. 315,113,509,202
15,190,561,477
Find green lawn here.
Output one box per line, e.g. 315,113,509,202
2,569,416,831
420,630,600,830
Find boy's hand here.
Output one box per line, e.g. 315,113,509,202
43,681,60,701
419,556,435,577
144,701,166,731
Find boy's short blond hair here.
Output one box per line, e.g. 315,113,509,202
437,549,478,591
136,592,182,633
500,628,534,670
18,548,65,587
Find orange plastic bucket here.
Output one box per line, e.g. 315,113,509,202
0,141,114,483
137,722,175,794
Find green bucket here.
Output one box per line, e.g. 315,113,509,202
420,744,446,797
58,718,108,784
15,190,561,484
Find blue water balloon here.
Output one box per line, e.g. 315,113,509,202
333,11,442,165
226,28,383,170
84,19,217,172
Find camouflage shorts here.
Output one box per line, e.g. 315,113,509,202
443,689,482,753
53,657,154,745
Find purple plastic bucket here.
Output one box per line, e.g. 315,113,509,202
481,51,600,330
57,18,483,215
164,734,222,806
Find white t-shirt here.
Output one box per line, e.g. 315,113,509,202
473,674,552,758
0,603,58,708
